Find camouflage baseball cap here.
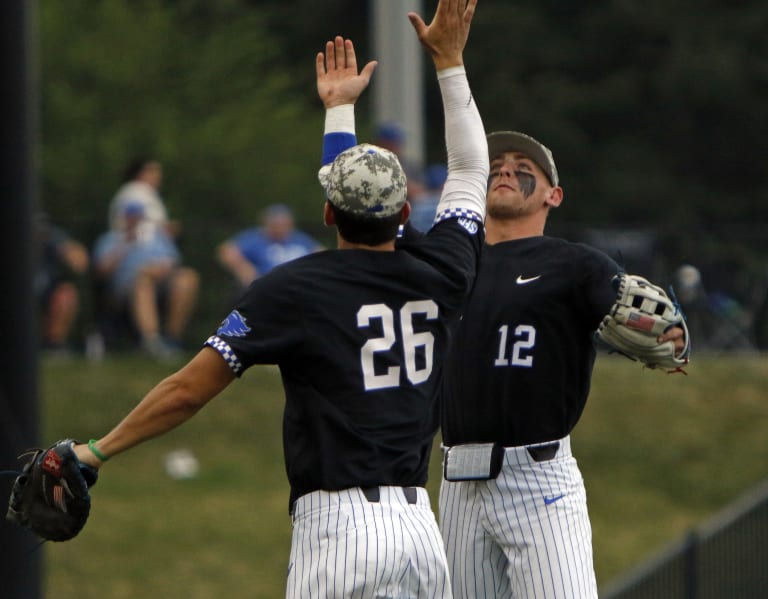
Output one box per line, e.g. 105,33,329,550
487,131,559,186
319,143,407,217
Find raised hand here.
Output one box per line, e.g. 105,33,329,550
408,0,478,70
316,36,378,109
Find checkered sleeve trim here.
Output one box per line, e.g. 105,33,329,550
434,207,484,225
205,335,243,375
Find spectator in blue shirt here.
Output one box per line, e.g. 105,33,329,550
217,204,322,290
93,202,199,358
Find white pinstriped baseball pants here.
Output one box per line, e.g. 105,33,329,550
439,436,598,598
287,486,452,598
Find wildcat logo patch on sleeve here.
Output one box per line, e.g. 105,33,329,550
217,310,251,338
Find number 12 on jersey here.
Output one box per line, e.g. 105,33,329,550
494,324,536,367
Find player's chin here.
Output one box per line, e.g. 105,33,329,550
487,201,524,221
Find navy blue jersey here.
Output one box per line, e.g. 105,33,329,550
441,236,620,447
207,217,483,506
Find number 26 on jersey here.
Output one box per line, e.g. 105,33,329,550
357,300,438,391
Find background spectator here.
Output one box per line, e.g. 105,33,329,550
108,157,181,240
93,203,199,359
34,213,89,355
373,122,426,203
216,203,322,290
408,162,447,232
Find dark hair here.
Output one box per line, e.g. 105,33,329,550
122,157,155,183
330,203,402,246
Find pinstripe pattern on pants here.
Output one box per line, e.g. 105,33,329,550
439,436,598,598
288,486,452,598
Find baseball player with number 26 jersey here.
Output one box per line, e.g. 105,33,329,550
68,1,485,598
438,130,689,598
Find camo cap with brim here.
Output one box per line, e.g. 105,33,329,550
318,143,407,218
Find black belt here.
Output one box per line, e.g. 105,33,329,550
361,486,418,505
525,441,560,462
291,486,420,516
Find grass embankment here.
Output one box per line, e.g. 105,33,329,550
40,354,768,598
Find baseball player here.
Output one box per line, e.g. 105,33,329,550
437,131,690,598
70,1,487,597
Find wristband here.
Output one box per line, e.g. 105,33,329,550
324,104,355,134
87,439,109,462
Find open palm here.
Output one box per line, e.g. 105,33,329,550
316,36,378,109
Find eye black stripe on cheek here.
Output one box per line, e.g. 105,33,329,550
515,171,536,198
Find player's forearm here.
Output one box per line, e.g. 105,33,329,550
318,104,357,193
89,376,208,462
321,104,356,166
435,67,488,218
76,350,236,468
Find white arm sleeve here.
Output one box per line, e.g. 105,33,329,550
323,104,355,135
318,104,357,188
434,66,488,222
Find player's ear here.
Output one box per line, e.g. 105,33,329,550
323,201,335,226
400,201,411,224
544,186,563,209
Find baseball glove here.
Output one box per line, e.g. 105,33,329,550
596,273,690,371
6,439,98,542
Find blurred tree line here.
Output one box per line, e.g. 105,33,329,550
38,0,768,344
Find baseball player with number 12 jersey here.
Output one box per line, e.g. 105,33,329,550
438,130,689,598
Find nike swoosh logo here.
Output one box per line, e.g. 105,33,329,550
544,494,566,506
516,275,541,285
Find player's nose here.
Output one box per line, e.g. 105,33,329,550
499,162,518,178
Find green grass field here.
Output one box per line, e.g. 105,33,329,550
39,353,768,598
